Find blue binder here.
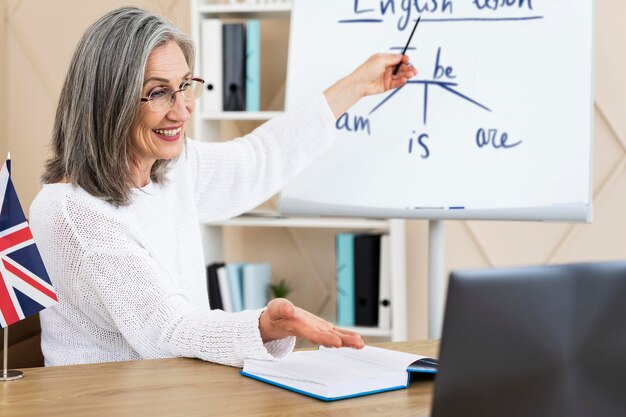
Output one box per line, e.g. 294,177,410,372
246,19,261,112
336,233,355,326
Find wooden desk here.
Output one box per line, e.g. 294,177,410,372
0,340,438,417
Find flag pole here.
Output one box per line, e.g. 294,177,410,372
1,327,23,381
1,152,51,381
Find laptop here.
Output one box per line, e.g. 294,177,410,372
430,261,626,417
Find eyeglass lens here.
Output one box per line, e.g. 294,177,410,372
147,79,204,111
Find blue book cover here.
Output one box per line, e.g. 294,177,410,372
241,345,437,401
243,262,271,310
225,263,246,312
336,233,355,326
245,19,260,112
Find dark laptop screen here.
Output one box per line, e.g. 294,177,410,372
432,261,626,417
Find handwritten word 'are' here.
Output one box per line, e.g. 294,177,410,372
476,128,522,149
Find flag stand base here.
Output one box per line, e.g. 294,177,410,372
3,327,24,381
0,370,23,381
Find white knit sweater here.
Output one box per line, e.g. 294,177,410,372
29,94,336,367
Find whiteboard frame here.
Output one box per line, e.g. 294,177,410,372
279,200,593,222
280,0,596,224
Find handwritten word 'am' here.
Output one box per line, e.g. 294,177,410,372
336,112,372,135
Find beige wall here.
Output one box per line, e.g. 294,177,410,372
0,0,189,211
2,1,624,341
0,2,7,161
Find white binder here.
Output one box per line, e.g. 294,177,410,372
200,19,223,113
378,234,391,330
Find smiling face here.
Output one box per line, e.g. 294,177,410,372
129,40,195,184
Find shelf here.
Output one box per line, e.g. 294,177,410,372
198,3,292,18
201,111,284,121
192,0,408,342
207,215,390,229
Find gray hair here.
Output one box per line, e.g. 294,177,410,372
42,6,195,206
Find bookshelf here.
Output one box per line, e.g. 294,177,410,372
189,0,408,341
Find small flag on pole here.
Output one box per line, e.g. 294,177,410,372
0,156,57,328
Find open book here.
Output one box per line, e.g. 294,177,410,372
240,345,437,401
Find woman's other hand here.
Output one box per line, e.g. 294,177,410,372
259,298,364,349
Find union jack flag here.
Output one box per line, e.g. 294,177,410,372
0,157,57,328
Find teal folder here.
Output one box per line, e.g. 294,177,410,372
243,262,271,310
245,19,260,112
225,263,246,312
336,233,355,326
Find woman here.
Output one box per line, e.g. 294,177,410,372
30,7,416,367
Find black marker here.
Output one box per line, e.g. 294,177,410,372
393,15,421,76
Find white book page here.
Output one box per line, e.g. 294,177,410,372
244,350,399,386
320,345,427,371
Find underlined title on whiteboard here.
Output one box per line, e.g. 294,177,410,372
340,0,542,29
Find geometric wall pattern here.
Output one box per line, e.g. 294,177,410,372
1,0,624,340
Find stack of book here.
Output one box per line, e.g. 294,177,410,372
207,262,271,312
335,233,391,329
201,18,261,112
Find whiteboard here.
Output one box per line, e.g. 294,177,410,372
279,0,594,221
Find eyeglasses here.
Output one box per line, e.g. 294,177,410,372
140,77,205,112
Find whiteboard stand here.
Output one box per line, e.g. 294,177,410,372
389,219,408,341
428,220,446,339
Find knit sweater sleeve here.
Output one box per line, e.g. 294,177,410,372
81,246,292,366
186,93,337,222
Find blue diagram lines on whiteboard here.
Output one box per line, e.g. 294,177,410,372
335,44,513,160
369,47,492,125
